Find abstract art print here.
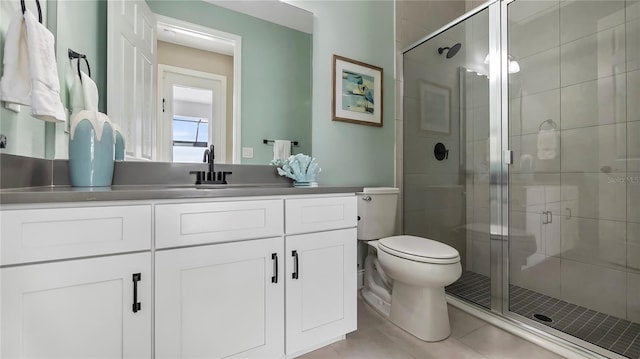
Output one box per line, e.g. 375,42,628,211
332,55,383,127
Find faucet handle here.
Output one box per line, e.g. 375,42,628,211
189,170,205,184
216,171,232,184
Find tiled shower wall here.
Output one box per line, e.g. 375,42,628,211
507,0,639,322
395,0,469,232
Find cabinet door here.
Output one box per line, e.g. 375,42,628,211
1,253,152,359
155,237,284,359
285,228,357,355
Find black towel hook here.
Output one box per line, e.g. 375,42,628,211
20,0,43,24
68,49,91,82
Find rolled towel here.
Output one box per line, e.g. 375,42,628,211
23,10,66,122
537,128,558,160
0,11,30,105
273,140,291,162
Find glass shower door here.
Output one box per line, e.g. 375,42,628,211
403,7,493,309
506,0,640,357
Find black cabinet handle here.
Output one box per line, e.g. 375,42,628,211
132,273,141,313
271,253,278,283
292,250,299,279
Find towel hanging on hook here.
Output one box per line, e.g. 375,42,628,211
68,49,91,83
20,0,42,24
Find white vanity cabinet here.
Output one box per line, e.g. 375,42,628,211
0,193,357,359
155,237,284,359
0,204,153,359
284,197,358,355
154,194,358,358
285,228,357,355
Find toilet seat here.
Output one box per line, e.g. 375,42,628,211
378,235,460,264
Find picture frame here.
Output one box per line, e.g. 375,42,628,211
419,81,450,134
332,55,383,127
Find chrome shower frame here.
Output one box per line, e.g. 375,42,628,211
402,1,628,357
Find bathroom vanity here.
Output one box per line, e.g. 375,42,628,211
0,187,359,358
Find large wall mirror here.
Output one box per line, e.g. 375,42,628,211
0,0,312,165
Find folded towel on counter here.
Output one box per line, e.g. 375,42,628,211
0,11,30,105
537,128,558,160
273,140,291,161
23,10,66,122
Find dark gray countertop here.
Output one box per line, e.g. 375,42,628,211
0,184,364,204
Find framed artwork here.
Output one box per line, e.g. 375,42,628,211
332,55,383,127
419,81,450,134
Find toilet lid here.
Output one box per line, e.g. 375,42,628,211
378,235,460,264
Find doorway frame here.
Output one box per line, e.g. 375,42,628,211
155,15,242,163
157,65,227,162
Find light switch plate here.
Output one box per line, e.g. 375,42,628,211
242,147,254,158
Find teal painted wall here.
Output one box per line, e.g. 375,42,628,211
54,0,107,159
293,1,396,187
148,0,312,165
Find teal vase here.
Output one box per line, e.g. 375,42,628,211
69,113,114,187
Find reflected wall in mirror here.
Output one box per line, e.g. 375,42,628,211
116,0,314,164
0,0,312,165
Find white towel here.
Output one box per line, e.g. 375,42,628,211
0,11,30,105
537,128,558,160
69,68,99,118
23,10,66,122
273,140,291,161
81,72,99,111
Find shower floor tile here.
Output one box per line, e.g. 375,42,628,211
446,271,640,359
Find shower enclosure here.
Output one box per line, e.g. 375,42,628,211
403,0,639,358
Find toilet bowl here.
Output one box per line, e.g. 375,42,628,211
377,235,461,341
357,188,462,342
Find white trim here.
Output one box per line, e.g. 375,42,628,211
155,15,242,164
157,65,227,163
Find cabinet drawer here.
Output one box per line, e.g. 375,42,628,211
155,200,284,248
1,205,152,266
285,196,357,234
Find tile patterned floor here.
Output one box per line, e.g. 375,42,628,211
446,271,640,359
298,296,564,359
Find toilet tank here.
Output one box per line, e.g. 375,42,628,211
357,187,400,240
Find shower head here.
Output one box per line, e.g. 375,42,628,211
438,43,462,58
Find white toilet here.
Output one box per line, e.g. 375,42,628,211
358,187,462,342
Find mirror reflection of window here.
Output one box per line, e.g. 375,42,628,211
171,85,214,163
172,116,209,163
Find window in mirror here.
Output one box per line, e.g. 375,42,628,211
172,115,209,163
171,85,213,163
